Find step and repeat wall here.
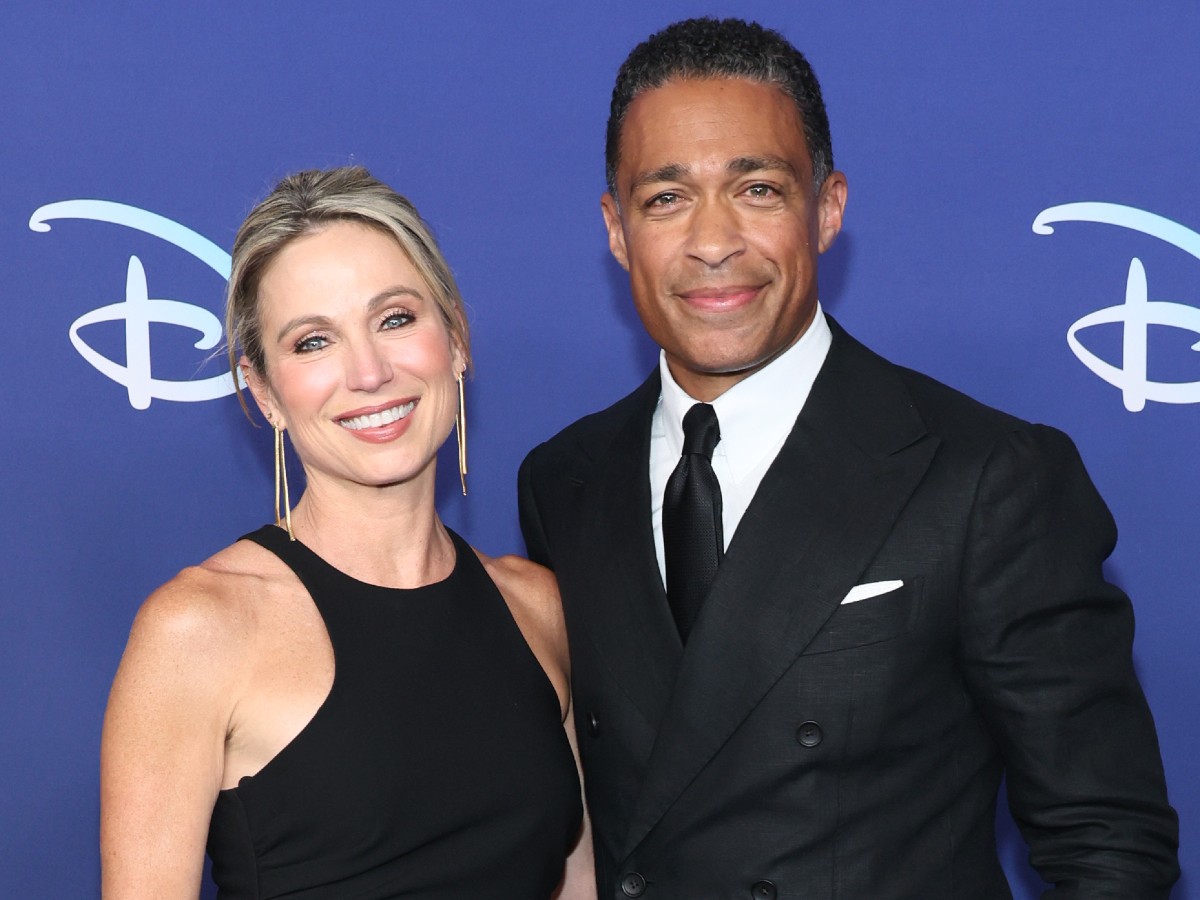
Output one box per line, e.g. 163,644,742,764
2,2,1196,896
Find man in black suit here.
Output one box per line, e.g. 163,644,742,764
519,17,1178,899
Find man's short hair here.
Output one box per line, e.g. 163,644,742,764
605,17,834,195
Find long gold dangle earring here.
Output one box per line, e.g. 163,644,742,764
274,424,295,541
455,374,468,496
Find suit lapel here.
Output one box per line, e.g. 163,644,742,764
575,372,683,729
622,323,941,856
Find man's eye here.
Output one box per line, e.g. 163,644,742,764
647,192,680,208
746,184,779,199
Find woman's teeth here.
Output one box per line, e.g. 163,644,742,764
340,401,415,431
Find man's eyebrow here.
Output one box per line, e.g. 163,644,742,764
627,157,801,196
727,155,801,180
628,163,691,195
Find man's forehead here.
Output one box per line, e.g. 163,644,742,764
617,78,811,185
623,77,803,140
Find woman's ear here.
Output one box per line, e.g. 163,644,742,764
240,356,283,428
450,314,469,378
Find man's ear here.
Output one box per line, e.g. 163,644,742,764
816,172,848,254
240,356,281,428
600,192,630,271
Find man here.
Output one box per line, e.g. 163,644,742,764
519,17,1178,899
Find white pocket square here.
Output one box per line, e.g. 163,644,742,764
840,580,904,605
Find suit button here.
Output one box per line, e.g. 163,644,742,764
620,871,646,897
588,710,601,737
796,721,822,747
751,881,777,899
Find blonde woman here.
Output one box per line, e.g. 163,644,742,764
101,167,592,899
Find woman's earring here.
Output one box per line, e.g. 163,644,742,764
274,425,295,541
455,374,468,496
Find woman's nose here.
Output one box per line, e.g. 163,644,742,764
344,338,394,392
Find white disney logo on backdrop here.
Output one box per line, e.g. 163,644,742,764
1033,202,1200,412
28,200,239,410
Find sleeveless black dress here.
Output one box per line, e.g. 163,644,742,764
206,525,582,899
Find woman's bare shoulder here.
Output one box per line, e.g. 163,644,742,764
124,538,287,671
474,547,570,714
475,550,563,629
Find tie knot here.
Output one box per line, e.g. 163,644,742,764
681,403,720,459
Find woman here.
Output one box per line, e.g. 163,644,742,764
100,167,592,899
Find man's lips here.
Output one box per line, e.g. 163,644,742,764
675,284,764,310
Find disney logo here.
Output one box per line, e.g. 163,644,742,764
1032,202,1200,412
29,200,238,410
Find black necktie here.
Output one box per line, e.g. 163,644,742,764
663,402,723,643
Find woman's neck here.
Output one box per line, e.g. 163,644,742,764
283,470,456,589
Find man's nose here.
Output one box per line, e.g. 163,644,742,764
685,197,746,267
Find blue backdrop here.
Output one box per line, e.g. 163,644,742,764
2,2,1196,896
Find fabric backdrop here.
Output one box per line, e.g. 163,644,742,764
1,2,1195,896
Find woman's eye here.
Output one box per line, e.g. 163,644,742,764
381,311,414,330
294,334,328,353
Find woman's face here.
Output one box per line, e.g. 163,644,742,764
246,221,462,496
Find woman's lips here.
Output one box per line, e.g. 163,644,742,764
336,399,418,443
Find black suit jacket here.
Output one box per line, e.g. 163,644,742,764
519,321,1178,899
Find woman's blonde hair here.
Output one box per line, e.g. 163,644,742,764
225,166,470,412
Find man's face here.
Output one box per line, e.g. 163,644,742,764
602,77,847,401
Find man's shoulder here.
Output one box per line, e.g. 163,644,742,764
833,321,1032,442
895,362,1029,437
523,371,659,472
831,329,1098,508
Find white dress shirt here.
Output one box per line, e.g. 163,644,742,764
650,304,832,585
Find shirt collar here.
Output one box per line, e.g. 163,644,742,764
658,303,832,482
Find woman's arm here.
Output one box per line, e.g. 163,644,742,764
554,694,597,900
480,551,597,898
100,572,243,899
